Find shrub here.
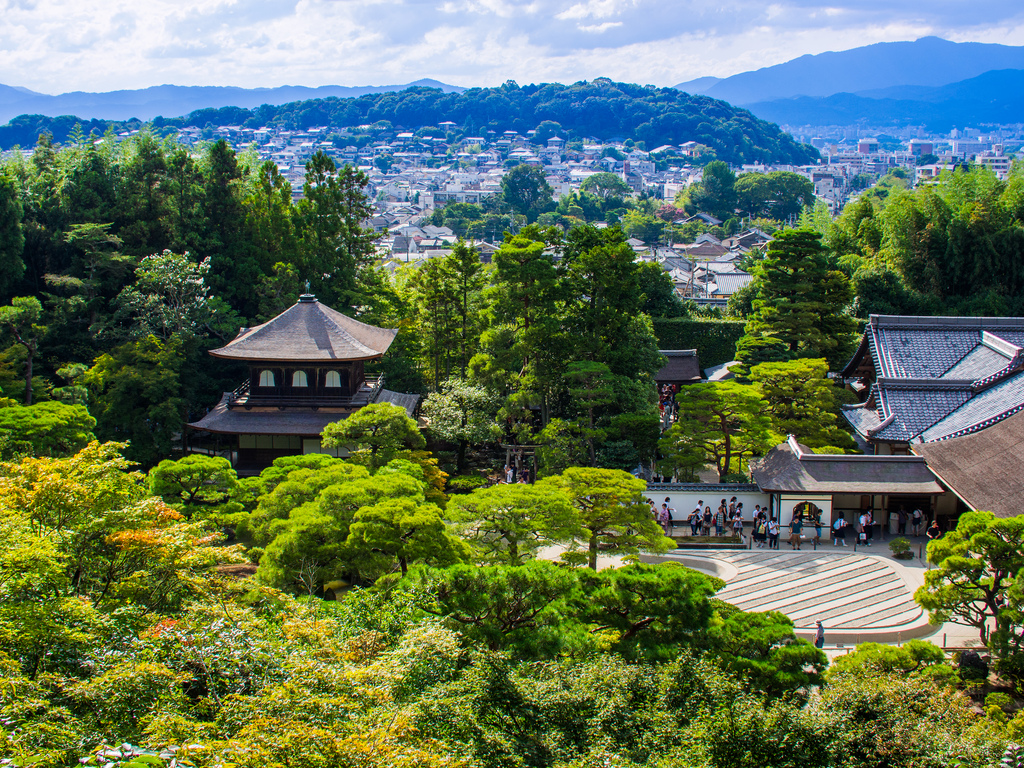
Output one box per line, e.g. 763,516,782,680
446,475,487,494
889,537,913,559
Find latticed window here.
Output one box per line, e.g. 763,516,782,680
325,370,342,388
259,370,275,387
292,371,308,387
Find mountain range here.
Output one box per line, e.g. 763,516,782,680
2,36,1022,135
0,80,464,125
675,37,1024,130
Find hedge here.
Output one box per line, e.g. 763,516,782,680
652,317,746,369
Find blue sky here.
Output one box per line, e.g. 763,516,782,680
2,0,1024,92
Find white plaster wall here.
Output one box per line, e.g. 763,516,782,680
646,488,770,521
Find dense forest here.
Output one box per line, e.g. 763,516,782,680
0,80,819,165
0,133,1022,477
2,434,1024,768
2,114,1024,768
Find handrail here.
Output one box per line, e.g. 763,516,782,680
227,374,385,408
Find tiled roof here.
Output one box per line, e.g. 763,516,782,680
870,383,973,441
920,374,1024,442
873,327,977,378
841,403,882,436
943,344,1009,379
841,315,1024,444
211,295,398,362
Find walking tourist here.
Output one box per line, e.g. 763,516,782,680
767,517,780,549
832,515,847,546
657,504,670,535
754,516,767,547
859,511,873,546
815,620,825,649
911,507,924,536
690,500,703,536
927,520,942,541
896,506,908,535
732,511,744,539
789,514,803,550
715,500,727,536
702,506,713,536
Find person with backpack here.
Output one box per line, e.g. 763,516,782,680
832,515,847,546
702,506,713,536
754,516,767,548
896,506,908,535
690,500,703,536
911,507,924,536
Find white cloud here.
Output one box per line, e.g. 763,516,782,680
0,0,1022,93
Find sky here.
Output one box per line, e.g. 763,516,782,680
3,0,1024,93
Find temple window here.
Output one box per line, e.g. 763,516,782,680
325,370,342,388
259,370,275,387
292,370,308,387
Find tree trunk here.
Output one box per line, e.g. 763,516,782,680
457,438,468,473
589,534,599,570
24,343,33,405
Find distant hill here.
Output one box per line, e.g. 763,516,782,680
0,80,818,166
745,69,1024,130
674,76,722,95
676,37,1024,105
0,79,464,124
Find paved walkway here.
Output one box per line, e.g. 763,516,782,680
649,548,941,645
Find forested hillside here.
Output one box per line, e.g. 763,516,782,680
0,80,818,165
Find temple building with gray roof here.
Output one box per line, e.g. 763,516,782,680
841,315,1024,455
188,293,420,474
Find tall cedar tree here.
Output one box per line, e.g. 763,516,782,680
296,152,379,311
733,229,856,378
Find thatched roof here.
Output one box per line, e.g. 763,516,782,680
210,295,397,363
750,437,943,496
913,409,1024,518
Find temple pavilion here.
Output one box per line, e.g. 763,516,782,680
188,293,420,474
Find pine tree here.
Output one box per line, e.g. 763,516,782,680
733,229,856,378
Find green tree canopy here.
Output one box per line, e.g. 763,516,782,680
749,358,855,451
659,382,773,481
321,402,425,471
733,229,856,378
539,467,671,569
735,171,815,220
500,164,554,223
915,510,1024,658
447,482,577,565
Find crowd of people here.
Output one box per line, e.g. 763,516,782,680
658,384,679,428
648,496,945,550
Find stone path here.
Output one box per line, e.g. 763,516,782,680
654,549,930,642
